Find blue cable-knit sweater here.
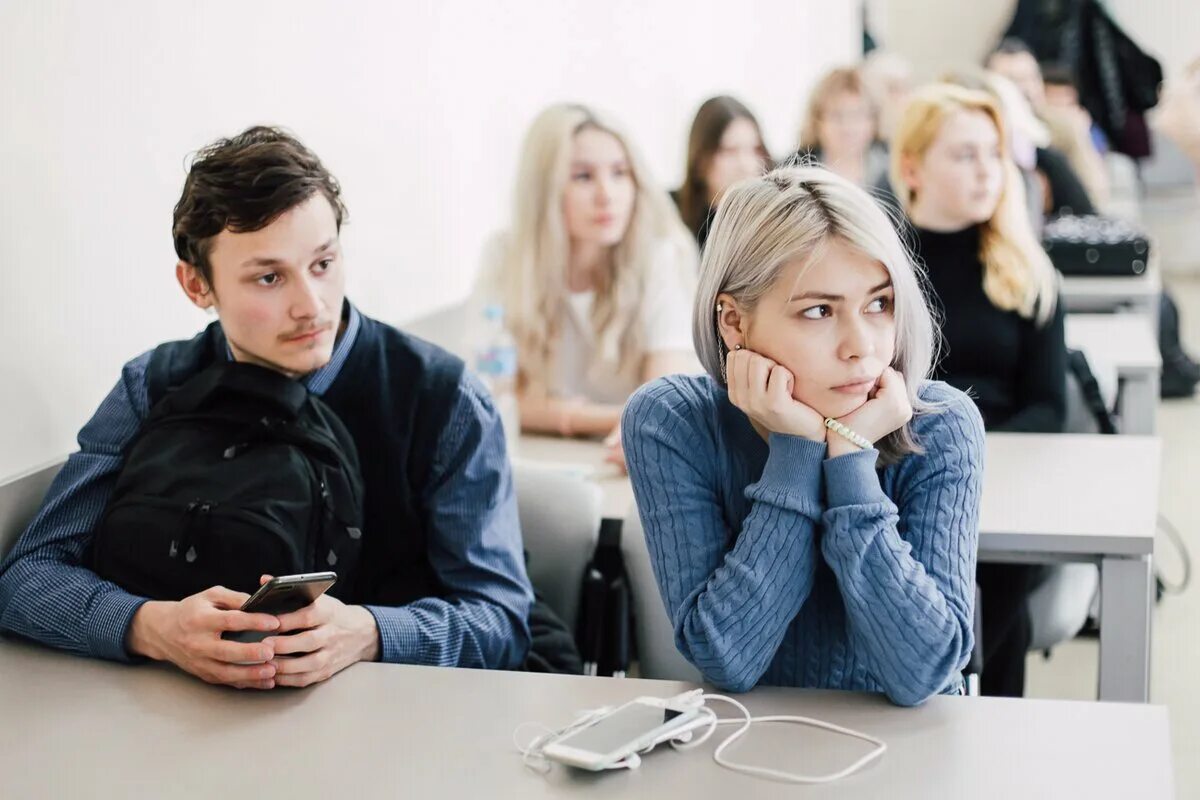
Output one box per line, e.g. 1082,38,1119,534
622,375,984,706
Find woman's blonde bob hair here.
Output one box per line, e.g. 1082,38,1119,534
694,164,941,463
889,83,1058,324
491,103,697,393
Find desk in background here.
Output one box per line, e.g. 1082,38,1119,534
1065,312,1161,435
0,640,1174,798
1060,258,1161,321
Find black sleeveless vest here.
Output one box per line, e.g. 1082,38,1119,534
146,308,465,606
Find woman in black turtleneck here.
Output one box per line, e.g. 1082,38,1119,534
893,84,1066,697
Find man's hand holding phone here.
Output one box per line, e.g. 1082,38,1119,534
127,586,282,690
257,574,381,688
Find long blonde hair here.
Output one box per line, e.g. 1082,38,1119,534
493,103,697,392
890,83,1057,324
695,165,941,463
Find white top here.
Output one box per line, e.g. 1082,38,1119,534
474,233,696,405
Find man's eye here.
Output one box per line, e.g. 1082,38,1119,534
314,258,333,273
801,305,831,320
257,273,280,286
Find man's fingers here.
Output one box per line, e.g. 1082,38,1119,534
265,628,325,657
204,585,251,610
206,638,276,665
232,680,276,691
215,610,281,633
274,603,324,634
199,659,277,686
270,648,329,676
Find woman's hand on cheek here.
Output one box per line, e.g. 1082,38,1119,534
831,367,913,450
726,349,826,441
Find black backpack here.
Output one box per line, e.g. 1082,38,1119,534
90,361,365,601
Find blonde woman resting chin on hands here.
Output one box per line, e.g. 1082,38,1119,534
622,165,984,706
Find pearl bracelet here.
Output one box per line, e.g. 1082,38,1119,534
824,417,873,450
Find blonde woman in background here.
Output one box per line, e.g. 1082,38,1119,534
476,104,700,466
892,83,1066,698
797,67,889,189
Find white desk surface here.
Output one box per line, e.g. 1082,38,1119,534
1065,313,1162,373
0,641,1174,799
519,433,1161,558
978,433,1159,557
1060,260,1161,302
517,435,635,521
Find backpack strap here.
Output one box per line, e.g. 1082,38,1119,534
159,361,309,418
1067,348,1119,435
146,323,226,408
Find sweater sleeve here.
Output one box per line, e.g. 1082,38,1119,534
819,390,984,706
622,378,824,692
995,296,1068,433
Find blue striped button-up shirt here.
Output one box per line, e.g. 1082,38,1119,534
0,304,533,669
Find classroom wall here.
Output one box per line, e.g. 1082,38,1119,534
0,1,860,478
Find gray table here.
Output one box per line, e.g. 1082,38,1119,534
520,433,1162,704
1060,258,1161,322
1066,312,1162,435
0,641,1173,799
979,434,1160,703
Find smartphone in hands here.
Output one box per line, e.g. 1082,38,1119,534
220,572,338,644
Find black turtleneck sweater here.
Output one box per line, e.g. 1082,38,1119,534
913,224,1067,433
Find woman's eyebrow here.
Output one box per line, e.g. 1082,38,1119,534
789,279,892,303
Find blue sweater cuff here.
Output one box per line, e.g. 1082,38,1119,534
749,434,826,512
823,449,889,508
89,590,149,663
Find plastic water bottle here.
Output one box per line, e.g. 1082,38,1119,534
474,304,520,456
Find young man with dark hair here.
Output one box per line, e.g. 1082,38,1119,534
0,126,534,689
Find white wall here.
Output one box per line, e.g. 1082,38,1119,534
0,1,860,477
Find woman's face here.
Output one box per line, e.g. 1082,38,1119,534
904,108,1005,229
562,127,636,248
724,237,897,419
816,91,875,158
704,117,767,201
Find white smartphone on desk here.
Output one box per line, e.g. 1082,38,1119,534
541,696,702,771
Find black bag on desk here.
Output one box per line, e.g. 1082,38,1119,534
1042,214,1151,276
89,361,365,601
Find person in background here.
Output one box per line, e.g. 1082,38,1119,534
860,50,914,145
623,164,983,706
987,38,1110,211
796,67,890,190
1152,56,1200,175
674,95,772,250
476,103,700,468
892,83,1066,697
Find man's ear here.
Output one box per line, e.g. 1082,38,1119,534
176,261,215,310
715,292,747,350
